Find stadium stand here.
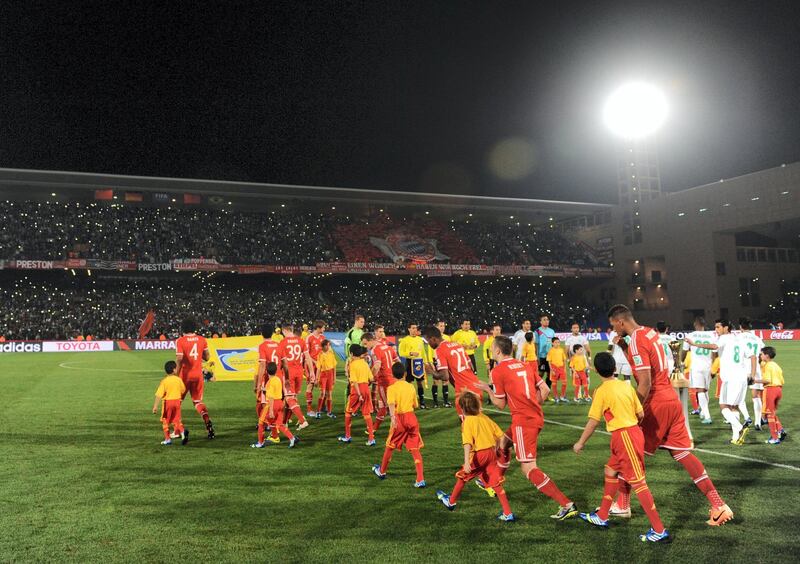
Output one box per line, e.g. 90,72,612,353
0,273,603,340
767,277,800,328
0,200,602,267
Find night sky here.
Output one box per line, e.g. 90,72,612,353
2,1,799,203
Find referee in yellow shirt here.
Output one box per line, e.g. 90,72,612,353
429,320,451,408
483,323,502,374
399,323,428,409
452,319,479,373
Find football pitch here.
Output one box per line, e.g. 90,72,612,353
1,344,797,563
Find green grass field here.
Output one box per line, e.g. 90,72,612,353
1,344,797,563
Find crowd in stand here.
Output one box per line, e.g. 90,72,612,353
0,200,604,266
0,273,603,340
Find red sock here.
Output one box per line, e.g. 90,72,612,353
162,423,170,440
279,424,294,440
560,382,567,397
672,451,725,507
497,448,511,477
616,478,631,510
495,485,512,515
175,418,184,435
380,448,394,474
632,479,665,532
195,402,210,424
450,480,466,504
597,476,619,520
317,395,325,413
574,385,580,400
364,414,375,440
306,390,313,411
326,397,332,413
344,413,352,439
689,389,699,411
256,401,263,419
768,414,780,440
410,448,424,482
583,385,590,398
374,407,387,430
258,423,266,443
528,468,571,506
290,402,306,424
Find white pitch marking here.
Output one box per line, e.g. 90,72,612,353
58,361,154,373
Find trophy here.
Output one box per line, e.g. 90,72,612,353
669,340,687,385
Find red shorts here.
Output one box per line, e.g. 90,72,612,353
505,422,541,463
161,399,182,425
182,378,204,402
608,426,646,483
318,369,335,391
764,386,782,414
641,395,693,455
258,399,285,426
346,383,373,415
386,412,423,451
285,369,303,395
550,366,566,381
455,447,504,489
573,370,588,386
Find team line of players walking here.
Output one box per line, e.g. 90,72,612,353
152,305,787,543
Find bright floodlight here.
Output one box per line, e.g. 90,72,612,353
603,82,667,139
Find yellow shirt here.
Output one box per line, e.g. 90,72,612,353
569,355,587,372
452,329,479,355
483,335,495,361
300,330,310,340
588,379,643,432
546,346,566,368
522,341,537,362
387,380,419,414
461,412,503,451
762,361,784,387
271,331,284,343
711,357,720,376
399,335,425,359
683,351,692,374
349,357,374,384
422,341,435,364
155,375,185,401
318,349,337,371
265,375,284,401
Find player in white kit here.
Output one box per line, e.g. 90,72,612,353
656,321,675,376
565,322,592,399
681,317,716,424
607,329,632,380
737,318,765,430
687,319,755,444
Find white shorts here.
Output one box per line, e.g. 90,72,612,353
689,368,711,390
615,363,632,376
749,382,764,391
720,379,747,406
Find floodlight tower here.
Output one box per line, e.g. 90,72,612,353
604,82,667,245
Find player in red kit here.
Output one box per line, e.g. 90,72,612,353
478,335,578,520
422,326,482,420
277,323,310,430
255,323,283,421
305,320,327,416
175,317,215,439
368,330,401,432
607,304,733,526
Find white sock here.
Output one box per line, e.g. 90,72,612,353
698,392,710,420
738,400,751,420
722,408,742,440
753,397,763,425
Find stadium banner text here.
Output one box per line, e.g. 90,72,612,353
206,336,264,381
1,258,615,278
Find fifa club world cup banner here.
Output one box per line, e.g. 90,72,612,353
205,335,264,381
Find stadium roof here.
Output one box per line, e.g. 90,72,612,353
0,168,612,224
